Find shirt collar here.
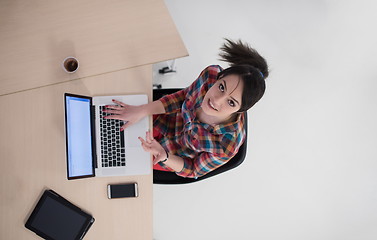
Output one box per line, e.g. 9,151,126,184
212,112,245,134
183,103,245,135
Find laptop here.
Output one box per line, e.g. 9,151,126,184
64,93,150,180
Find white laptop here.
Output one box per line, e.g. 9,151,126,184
64,93,150,180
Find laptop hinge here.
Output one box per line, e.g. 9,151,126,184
91,105,98,169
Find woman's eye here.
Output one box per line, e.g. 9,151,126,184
228,100,235,107
219,83,225,92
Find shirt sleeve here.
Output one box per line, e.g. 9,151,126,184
174,133,244,178
158,89,187,114
174,152,228,178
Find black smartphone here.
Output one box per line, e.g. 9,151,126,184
107,183,138,199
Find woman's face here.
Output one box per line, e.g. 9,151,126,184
201,74,243,119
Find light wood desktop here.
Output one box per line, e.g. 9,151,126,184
0,0,187,96
0,0,188,239
0,66,154,240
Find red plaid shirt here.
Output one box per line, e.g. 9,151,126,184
153,65,246,178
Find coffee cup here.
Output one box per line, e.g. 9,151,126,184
62,57,79,73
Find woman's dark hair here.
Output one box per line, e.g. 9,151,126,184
218,39,269,112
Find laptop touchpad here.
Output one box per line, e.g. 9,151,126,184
126,118,148,148
101,168,126,176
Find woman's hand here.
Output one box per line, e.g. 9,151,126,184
138,130,167,165
103,99,147,130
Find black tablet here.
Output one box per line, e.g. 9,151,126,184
25,190,95,240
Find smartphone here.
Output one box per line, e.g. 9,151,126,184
107,183,138,199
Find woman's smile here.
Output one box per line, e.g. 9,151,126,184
208,98,218,111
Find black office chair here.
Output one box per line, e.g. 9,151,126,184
152,88,248,184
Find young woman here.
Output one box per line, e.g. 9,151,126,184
104,39,269,178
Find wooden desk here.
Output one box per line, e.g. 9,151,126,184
0,66,153,240
0,0,187,96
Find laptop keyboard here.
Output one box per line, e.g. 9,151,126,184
99,106,126,168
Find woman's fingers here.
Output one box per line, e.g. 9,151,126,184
103,109,121,115
139,138,157,157
112,99,128,107
145,130,155,145
103,102,145,132
153,158,160,165
103,114,122,120
138,136,147,145
104,105,121,110
145,131,154,144
103,105,123,118
145,132,150,144
138,136,165,164
139,137,159,153
148,130,154,142
138,137,151,149
120,121,130,131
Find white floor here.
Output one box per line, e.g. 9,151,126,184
153,1,377,239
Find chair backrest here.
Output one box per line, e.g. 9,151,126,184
152,88,247,184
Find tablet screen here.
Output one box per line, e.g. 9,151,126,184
25,190,94,240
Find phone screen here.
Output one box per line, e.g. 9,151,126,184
108,183,137,198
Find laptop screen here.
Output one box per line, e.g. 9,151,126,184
64,94,95,179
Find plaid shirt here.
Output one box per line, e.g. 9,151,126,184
154,65,246,178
